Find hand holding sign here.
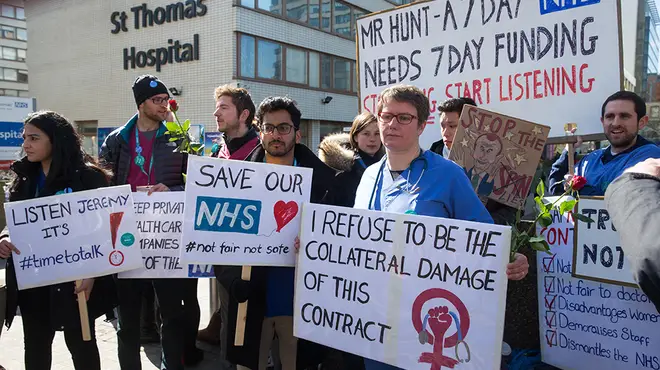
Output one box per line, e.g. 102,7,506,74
0,237,20,258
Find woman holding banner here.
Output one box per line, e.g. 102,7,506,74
0,111,116,370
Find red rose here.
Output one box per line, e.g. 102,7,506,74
570,175,587,191
169,99,178,112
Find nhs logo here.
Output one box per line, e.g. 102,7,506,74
539,0,600,15
14,102,28,108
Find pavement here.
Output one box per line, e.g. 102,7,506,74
0,263,225,370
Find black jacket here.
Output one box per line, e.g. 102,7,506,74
1,158,117,330
214,144,337,370
317,133,383,207
606,172,660,313
99,113,187,190
430,139,445,156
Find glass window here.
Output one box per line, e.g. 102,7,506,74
287,0,307,23
257,40,282,80
240,0,255,7
308,0,320,27
286,48,307,84
4,69,17,81
2,5,15,18
352,62,358,92
352,9,366,38
240,35,255,78
17,49,25,61
17,70,27,83
16,7,24,20
321,55,332,89
258,0,282,15
321,0,331,32
334,2,351,37
4,89,18,97
2,26,15,39
309,52,320,88
16,28,26,41
19,90,29,98
334,58,351,91
3,47,16,60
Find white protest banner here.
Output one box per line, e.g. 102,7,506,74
357,0,621,147
572,197,635,286
294,203,511,369
181,156,312,266
118,192,212,279
537,201,660,370
3,185,142,290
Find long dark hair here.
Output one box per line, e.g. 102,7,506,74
11,110,111,191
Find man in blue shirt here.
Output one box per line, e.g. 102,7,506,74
549,90,660,195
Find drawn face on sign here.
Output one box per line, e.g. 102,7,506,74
377,99,425,153
22,124,53,164
601,99,647,151
473,134,502,172
260,109,300,157
440,112,460,150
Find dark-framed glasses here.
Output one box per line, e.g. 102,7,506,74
378,112,417,125
149,96,169,105
262,124,294,135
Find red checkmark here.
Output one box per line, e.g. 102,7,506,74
544,276,556,293
545,330,557,347
545,294,557,310
543,254,557,273
545,311,556,328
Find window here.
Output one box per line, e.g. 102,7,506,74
3,47,16,61
334,2,351,37
333,58,351,91
76,121,99,158
17,49,26,62
17,70,27,83
241,0,254,7
2,26,15,39
352,9,366,38
321,0,331,32
308,0,320,27
240,35,256,78
16,28,26,41
2,5,15,18
287,0,307,22
19,90,29,98
309,52,320,88
257,39,282,80
15,7,24,20
286,48,307,84
3,68,17,81
258,0,281,14
320,55,332,89
3,89,18,97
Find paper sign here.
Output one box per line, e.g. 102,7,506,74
572,197,636,286
356,0,621,147
4,185,142,290
448,105,550,209
118,192,212,279
181,156,312,266
537,201,660,370
294,203,511,369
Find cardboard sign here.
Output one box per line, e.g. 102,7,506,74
4,185,142,290
448,105,549,209
294,203,511,369
181,156,312,266
356,0,621,148
572,197,636,286
537,201,660,370
118,192,212,279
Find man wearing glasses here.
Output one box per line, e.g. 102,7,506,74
100,75,189,370
216,96,337,370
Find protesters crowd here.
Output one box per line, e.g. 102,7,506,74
0,74,659,370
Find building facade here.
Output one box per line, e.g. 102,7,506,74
25,0,412,155
0,0,28,98
635,0,660,101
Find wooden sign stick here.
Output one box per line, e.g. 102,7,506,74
75,280,92,341
234,265,252,346
567,142,575,176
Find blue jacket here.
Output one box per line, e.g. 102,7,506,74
548,136,660,196
354,150,493,223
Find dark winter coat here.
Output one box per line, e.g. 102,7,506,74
1,158,117,330
99,113,187,190
317,133,384,207
213,144,337,370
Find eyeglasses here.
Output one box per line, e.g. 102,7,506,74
149,96,169,105
262,124,295,135
378,112,417,125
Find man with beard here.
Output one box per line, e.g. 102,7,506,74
549,91,660,196
100,75,190,370
215,96,335,370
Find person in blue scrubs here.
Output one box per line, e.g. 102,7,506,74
353,85,493,370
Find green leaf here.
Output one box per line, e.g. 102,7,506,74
559,199,577,216
190,143,203,155
169,137,179,142
574,213,595,224
529,236,546,243
182,119,191,131
534,196,548,213
538,213,553,228
182,173,187,183
515,208,521,225
531,241,550,253
536,179,545,198
165,122,183,133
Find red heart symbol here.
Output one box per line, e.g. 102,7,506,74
273,201,299,232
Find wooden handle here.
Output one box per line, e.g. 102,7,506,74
75,280,92,341
234,266,252,346
567,143,575,176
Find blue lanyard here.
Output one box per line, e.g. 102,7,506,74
134,126,155,182
356,157,367,169
368,151,427,211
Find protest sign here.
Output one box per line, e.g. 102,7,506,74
3,185,142,290
118,192,212,279
537,200,660,370
572,197,635,287
448,105,549,209
204,132,223,156
356,1,621,148
181,156,312,266
294,203,511,369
